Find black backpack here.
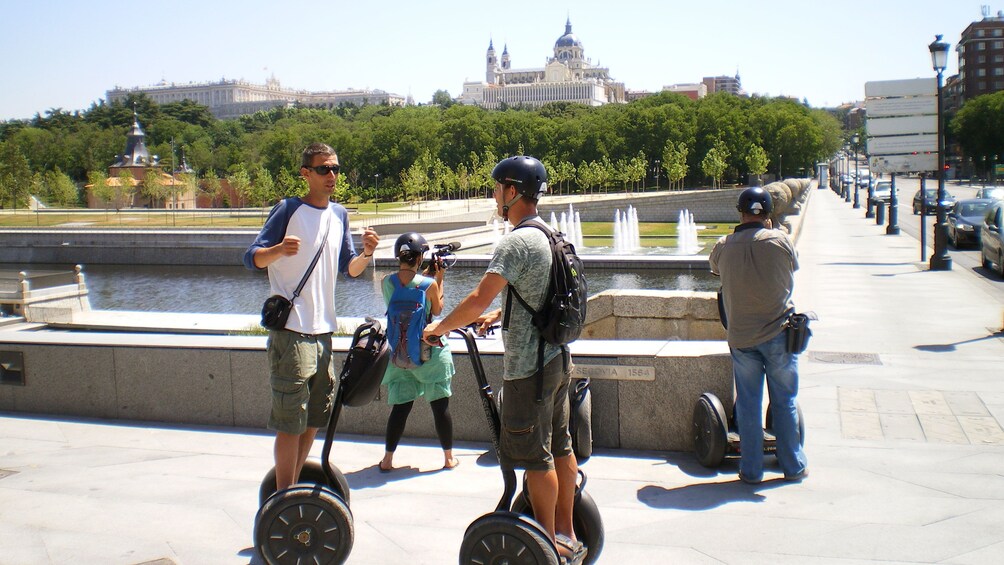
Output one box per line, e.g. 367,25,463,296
339,317,391,407
504,221,587,400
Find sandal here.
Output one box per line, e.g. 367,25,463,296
555,533,586,564
378,461,394,473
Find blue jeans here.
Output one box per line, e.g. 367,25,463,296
730,331,807,480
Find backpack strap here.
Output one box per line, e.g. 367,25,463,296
501,220,562,403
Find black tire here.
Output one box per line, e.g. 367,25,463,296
765,402,806,447
511,481,605,565
998,252,1004,277
570,379,593,463
692,393,728,467
460,512,558,565
255,484,353,565
259,460,351,506
983,249,992,270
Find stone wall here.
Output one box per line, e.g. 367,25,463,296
540,189,743,224
0,331,732,452
584,290,725,341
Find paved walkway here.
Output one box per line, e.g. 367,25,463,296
2,186,1004,564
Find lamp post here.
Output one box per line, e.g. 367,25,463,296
929,34,952,271
852,135,862,208
778,153,783,181
994,154,998,188
653,159,661,189
853,140,860,208
373,173,380,215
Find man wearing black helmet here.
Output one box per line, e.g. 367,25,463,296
423,156,581,559
709,187,808,485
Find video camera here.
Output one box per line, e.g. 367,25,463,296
433,242,461,258
425,241,461,272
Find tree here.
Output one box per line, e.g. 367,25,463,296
746,144,769,185
701,141,730,189
663,142,689,190
142,168,168,207
276,166,306,199
431,90,454,108
0,142,33,208
42,167,79,207
951,91,1004,169
116,169,137,209
250,164,277,208
227,164,252,208
200,169,222,208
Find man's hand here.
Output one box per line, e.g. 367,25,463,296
277,235,301,256
361,227,379,255
475,309,501,336
423,320,444,345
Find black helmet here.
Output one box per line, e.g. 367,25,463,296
394,232,428,261
491,156,548,201
737,187,773,216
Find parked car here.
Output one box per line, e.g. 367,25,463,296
981,200,1004,276
948,198,994,248
975,187,1004,200
912,188,956,215
871,180,892,203
856,171,871,188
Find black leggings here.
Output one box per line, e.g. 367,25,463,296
384,397,453,452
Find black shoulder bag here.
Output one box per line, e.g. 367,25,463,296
260,219,331,330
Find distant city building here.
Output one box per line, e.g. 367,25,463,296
702,74,743,96
459,18,626,109
663,83,708,100
956,8,1004,103
107,76,407,119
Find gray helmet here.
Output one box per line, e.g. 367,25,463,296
394,232,428,261
491,156,548,201
737,187,773,216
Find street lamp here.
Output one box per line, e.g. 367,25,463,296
852,134,862,208
778,153,783,181
929,34,952,271
653,159,661,189
374,173,380,215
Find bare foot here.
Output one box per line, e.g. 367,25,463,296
443,457,460,469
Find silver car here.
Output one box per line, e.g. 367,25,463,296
980,200,1004,276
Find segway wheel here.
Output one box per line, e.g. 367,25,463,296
570,379,593,463
692,393,728,467
511,486,604,565
254,484,353,565
765,402,806,447
259,460,351,506
459,512,559,565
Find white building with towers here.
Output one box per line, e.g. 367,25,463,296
459,18,626,109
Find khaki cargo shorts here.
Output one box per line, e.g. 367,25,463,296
500,353,573,472
267,330,336,435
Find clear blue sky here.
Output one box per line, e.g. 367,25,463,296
0,0,989,121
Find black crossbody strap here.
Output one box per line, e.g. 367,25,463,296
292,215,332,300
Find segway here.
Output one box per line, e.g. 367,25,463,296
454,327,604,565
254,318,390,565
692,391,805,468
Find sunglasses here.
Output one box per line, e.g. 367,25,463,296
306,165,341,175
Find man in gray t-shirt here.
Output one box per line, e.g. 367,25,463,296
423,156,581,560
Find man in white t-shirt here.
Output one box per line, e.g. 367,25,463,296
244,142,378,491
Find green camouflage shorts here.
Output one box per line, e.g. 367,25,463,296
267,330,336,435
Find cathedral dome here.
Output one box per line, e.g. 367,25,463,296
554,19,582,48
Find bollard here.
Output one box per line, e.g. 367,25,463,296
876,201,886,225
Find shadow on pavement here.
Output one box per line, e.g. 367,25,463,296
916,330,1004,352
637,478,787,510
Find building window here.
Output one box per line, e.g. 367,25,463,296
996,55,1004,62
995,29,1004,37
978,68,987,77
995,68,1004,76
995,41,1004,49
978,42,987,50
979,81,987,90
978,29,986,37
979,55,987,63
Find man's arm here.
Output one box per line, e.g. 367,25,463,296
253,237,301,268
424,272,508,340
